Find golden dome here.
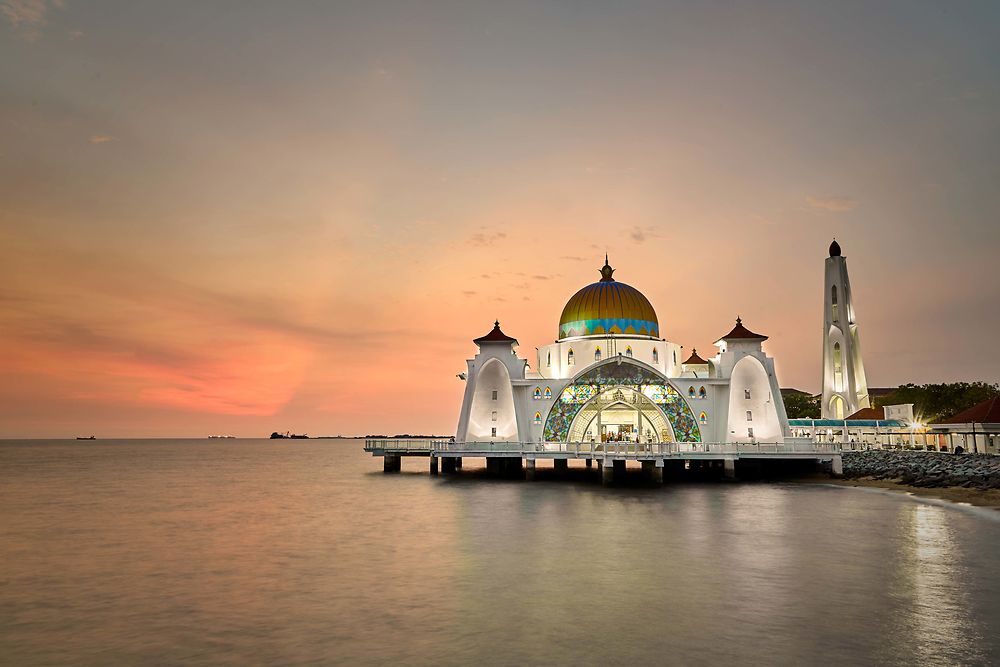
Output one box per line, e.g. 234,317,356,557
558,257,659,339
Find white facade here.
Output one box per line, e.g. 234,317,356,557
821,239,871,419
455,261,790,445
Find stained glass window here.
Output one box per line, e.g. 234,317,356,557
594,347,602,362
699,412,707,425
544,387,552,399
534,412,542,424
699,386,707,399
688,386,696,398
567,349,575,366
533,387,541,400
625,346,633,358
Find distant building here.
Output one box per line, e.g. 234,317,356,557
455,257,790,445
930,396,1000,454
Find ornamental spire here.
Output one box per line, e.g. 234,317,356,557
599,255,615,282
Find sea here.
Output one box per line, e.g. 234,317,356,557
2,438,999,666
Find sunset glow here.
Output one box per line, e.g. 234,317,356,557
2,2,998,437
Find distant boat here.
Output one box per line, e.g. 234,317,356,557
76,436,96,440
270,431,309,439
208,435,236,439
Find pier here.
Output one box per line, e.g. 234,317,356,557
364,439,843,484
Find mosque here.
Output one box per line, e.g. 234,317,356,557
455,256,790,445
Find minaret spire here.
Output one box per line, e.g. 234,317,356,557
821,239,869,418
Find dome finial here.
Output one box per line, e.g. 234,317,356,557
829,238,842,257
600,255,615,282
736,315,742,325
494,319,500,328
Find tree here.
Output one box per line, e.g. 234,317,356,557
874,382,1000,422
782,391,820,419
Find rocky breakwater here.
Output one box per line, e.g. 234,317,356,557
842,450,1000,490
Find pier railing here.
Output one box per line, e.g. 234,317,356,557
365,439,841,456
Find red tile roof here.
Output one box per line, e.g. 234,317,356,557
846,406,885,420
683,348,709,365
473,320,518,346
715,317,768,344
934,396,1000,425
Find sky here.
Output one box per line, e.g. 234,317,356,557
1,1,999,438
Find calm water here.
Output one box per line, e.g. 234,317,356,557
2,439,1000,666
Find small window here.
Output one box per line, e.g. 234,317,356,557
688,387,696,398
699,386,707,399
491,427,497,437
533,411,542,425
625,346,633,358
746,411,753,422
748,427,754,438
492,390,498,401
567,349,575,366
744,389,751,400
653,348,659,363
491,411,498,422
699,411,707,425
594,347,602,362
673,350,677,365
544,387,552,399
533,387,541,400
547,351,551,367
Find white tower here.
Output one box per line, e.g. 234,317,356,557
821,239,870,418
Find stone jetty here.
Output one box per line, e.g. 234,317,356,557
843,451,1000,490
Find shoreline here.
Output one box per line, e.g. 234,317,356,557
794,475,1000,509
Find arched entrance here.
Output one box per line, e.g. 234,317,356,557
567,386,674,443
542,357,702,443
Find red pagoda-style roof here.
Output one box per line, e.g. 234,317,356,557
473,320,518,346
934,396,1000,425
682,348,709,365
714,317,768,345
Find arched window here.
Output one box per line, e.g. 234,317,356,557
831,285,839,322
544,387,552,399
567,349,575,366
688,386,696,398
533,411,542,425
699,386,707,399
744,389,751,400
594,347,602,362
653,348,659,363
699,412,707,425
833,342,843,391
625,346,633,358
533,387,541,400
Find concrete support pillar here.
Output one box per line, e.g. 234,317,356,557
724,457,736,480
554,458,569,474
503,457,522,476
585,458,593,468
830,455,843,478
652,459,664,484
441,457,457,474
525,458,536,481
602,460,615,485
383,454,401,473
613,459,626,477
641,460,655,481
454,457,462,470
485,457,501,475
429,456,439,475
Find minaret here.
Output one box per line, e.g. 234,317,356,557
821,239,870,418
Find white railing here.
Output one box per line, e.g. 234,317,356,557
365,438,842,456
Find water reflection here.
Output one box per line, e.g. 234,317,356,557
1,441,999,666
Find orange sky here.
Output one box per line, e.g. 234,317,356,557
1,2,998,437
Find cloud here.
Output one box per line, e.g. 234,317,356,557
629,226,662,243
532,274,558,281
806,195,858,212
1,0,63,40
559,255,588,262
467,230,506,246
89,134,115,144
